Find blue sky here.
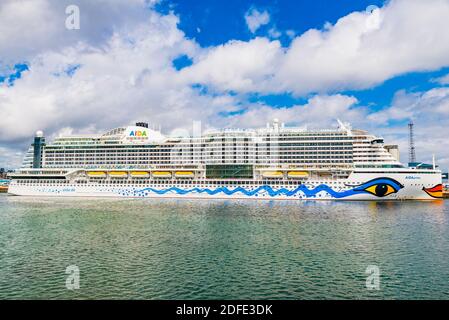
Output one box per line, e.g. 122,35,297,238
0,63,29,86
1,0,449,169
158,0,384,46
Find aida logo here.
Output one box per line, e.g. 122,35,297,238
129,130,147,137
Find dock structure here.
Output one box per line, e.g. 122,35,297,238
0,179,9,193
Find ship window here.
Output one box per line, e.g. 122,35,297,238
206,164,253,179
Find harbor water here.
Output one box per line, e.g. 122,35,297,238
0,194,448,299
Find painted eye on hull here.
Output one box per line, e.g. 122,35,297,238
364,184,396,197
348,178,404,198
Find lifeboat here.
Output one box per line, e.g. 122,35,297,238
262,171,283,178
287,171,309,178
152,171,172,178
87,171,106,177
130,171,150,178
109,171,128,178
175,171,194,178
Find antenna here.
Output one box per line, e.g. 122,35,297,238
336,119,351,134
408,120,416,164
337,119,345,130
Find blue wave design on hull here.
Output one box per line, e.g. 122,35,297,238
120,184,359,199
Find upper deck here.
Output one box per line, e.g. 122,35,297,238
20,120,402,171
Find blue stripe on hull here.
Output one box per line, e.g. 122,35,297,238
120,185,358,199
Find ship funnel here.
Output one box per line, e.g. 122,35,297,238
136,122,149,128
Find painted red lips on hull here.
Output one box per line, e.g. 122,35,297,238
422,184,443,198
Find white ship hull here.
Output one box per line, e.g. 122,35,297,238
8,171,443,200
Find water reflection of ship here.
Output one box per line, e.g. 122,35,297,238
0,179,9,193
367,199,446,225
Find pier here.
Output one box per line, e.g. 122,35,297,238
443,182,449,197
0,179,9,193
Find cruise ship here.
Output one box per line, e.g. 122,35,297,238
8,120,443,200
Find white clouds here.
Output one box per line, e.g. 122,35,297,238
268,27,282,39
180,37,282,92
368,87,449,125
418,87,449,115
0,0,155,64
218,94,363,129
367,87,449,169
285,30,296,39
432,73,449,85
275,0,449,95
0,8,223,146
0,0,59,65
244,8,270,33
0,146,24,169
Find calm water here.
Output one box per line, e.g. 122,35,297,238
0,194,449,300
